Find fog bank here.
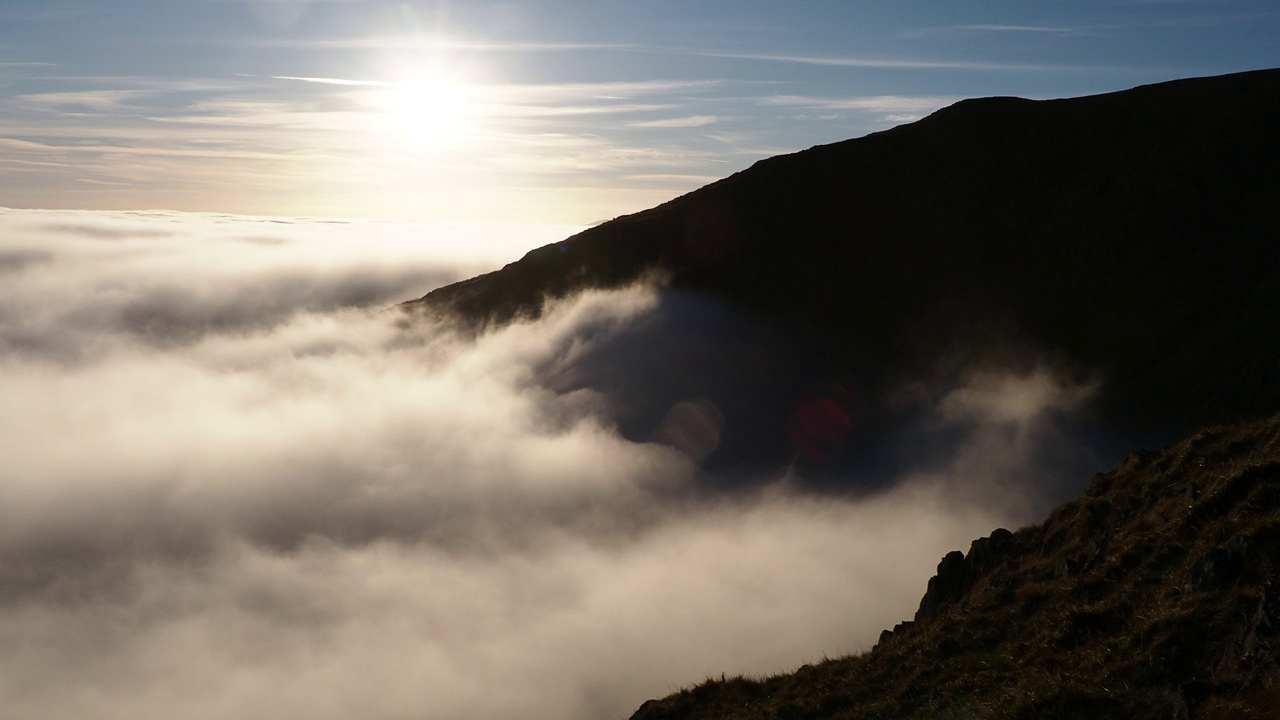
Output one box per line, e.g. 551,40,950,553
0,209,1093,720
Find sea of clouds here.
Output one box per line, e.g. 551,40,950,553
0,208,1097,720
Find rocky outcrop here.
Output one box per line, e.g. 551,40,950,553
913,528,1015,623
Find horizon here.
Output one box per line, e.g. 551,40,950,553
3,2,1279,226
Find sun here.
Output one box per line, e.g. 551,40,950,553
375,73,473,151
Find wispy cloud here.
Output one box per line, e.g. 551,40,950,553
955,24,1086,33
900,23,1111,38
491,78,727,103
0,68,903,222
696,51,1094,72
762,94,959,123
15,89,151,111
629,115,722,128
254,36,637,52
623,173,724,183
0,136,289,162
483,102,678,118
266,75,395,87
764,94,958,112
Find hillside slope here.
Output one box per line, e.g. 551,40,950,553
629,414,1280,720
406,69,1280,476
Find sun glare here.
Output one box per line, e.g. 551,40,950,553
375,73,474,151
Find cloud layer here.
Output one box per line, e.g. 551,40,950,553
0,209,1096,720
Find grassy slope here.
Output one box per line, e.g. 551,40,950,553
630,415,1280,719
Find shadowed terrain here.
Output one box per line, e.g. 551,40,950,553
406,69,1280,484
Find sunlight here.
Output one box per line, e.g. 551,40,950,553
373,72,474,152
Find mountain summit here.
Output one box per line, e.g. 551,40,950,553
407,69,1280,479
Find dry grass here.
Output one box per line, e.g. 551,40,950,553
631,415,1280,719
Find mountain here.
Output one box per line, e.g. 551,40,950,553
626,413,1280,719
405,69,1280,482
402,69,1280,717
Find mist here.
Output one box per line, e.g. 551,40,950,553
0,209,1098,720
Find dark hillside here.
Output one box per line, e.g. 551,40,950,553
406,70,1280,475
629,414,1280,720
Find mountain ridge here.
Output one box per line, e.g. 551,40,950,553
407,68,1280,477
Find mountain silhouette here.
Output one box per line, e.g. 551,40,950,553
404,69,1280,716
406,69,1280,485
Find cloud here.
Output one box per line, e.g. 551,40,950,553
0,248,53,273
0,73,750,223
257,36,637,52
692,51,1095,73
915,368,1103,518
267,75,395,87
899,24,1109,39
0,209,1102,719
485,79,727,105
629,115,723,128
953,24,1086,33
763,94,957,112
14,89,149,110
623,173,724,183
938,370,1094,426
762,94,958,123
0,210,578,359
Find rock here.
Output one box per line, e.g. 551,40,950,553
915,529,1016,622
916,551,967,622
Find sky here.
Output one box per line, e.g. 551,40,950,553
0,208,1098,719
2,0,1279,224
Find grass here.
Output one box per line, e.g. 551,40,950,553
630,415,1280,719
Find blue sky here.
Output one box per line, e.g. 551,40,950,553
2,0,1278,223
